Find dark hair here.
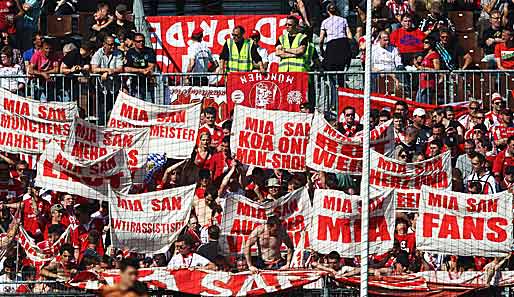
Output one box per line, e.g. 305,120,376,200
394,101,409,111
222,120,232,131
119,258,140,272
199,169,211,180
32,31,43,41
432,123,445,131
60,243,74,255
468,181,483,193
379,110,391,119
470,151,486,163
423,36,436,49
103,35,115,43
234,25,245,35
266,216,281,225
204,107,217,116
21,266,36,280
429,139,443,148
327,251,341,261
508,135,514,145
97,1,110,10
134,32,145,40
222,135,230,144
343,106,355,113
327,3,339,15
208,225,221,240
176,234,195,248
392,112,404,120
401,13,413,21
464,139,476,146
287,15,299,25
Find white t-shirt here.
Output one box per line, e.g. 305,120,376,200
0,65,24,92
187,41,214,73
321,15,349,43
371,44,402,71
0,274,19,293
167,253,211,269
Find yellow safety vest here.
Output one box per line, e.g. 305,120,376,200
226,38,253,72
278,32,307,72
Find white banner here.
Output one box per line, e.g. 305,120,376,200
369,151,452,211
230,105,313,171
310,189,395,256
416,186,513,257
110,184,195,254
108,92,201,159
35,141,132,201
306,111,393,174
65,118,150,169
0,89,77,154
219,187,312,255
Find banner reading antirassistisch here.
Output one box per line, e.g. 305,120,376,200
35,141,132,201
310,189,395,256
227,72,308,112
219,187,312,255
230,105,312,171
306,111,394,174
417,186,512,257
370,150,452,211
110,185,195,254
108,92,201,159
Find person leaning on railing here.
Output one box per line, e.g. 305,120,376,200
218,26,264,73
124,33,156,102
0,46,25,94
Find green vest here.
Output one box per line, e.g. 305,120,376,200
226,38,253,72
278,32,307,72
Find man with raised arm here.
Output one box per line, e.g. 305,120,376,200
244,216,294,273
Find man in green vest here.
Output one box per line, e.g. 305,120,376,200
276,16,309,72
219,26,265,73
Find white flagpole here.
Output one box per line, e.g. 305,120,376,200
360,0,373,295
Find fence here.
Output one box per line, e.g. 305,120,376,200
3,70,513,126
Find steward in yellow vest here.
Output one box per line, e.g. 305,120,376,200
219,26,265,73
276,16,309,72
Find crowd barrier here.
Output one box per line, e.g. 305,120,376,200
3,70,513,126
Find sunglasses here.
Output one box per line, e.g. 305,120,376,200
135,40,144,43
286,23,295,27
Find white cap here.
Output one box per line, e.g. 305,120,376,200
413,108,426,117
492,92,503,101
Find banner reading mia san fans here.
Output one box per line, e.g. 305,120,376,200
108,92,201,159
35,142,132,201
306,111,393,175
220,187,312,255
231,105,312,171
110,185,195,254
65,118,150,169
311,189,395,256
0,89,77,154
417,186,512,257
370,150,452,211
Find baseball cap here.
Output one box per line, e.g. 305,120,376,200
413,108,426,117
115,4,128,14
492,92,503,102
51,204,65,213
250,30,260,38
192,28,203,36
265,178,281,188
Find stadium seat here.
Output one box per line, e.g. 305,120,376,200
46,16,73,38
78,12,95,38
448,11,474,33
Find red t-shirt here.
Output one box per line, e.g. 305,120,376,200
395,233,415,254
22,196,51,236
390,28,425,54
493,149,514,178
420,51,440,89
70,220,105,257
198,124,224,148
494,42,514,69
30,50,62,72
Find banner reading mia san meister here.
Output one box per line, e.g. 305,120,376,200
230,105,312,171
417,186,513,257
110,185,195,254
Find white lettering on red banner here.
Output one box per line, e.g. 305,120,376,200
108,92,201,159
35,141,132,201
147,15,287,72
416,186,513,257
306,111,393,174
110,185,194,253
310,189,395,256
219,187,312,255
227,72,308,112
369,150,452,211
230,105,312,171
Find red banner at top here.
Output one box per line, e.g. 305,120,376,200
227,72,309,112
147,15,288,72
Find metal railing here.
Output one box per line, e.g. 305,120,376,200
1,70,513,124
